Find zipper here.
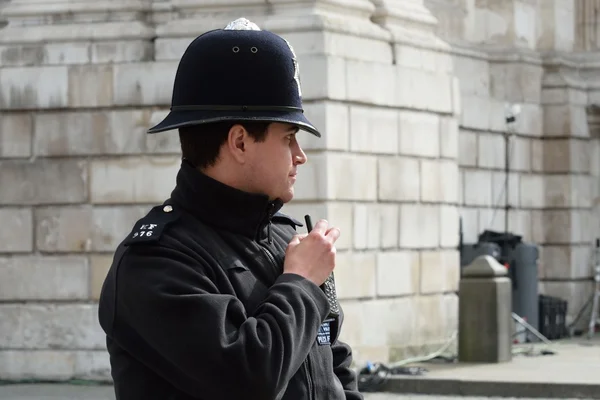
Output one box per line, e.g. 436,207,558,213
303,356,314,400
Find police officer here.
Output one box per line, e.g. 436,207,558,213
98,18,363,400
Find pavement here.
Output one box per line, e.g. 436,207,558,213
1,337,599,399
375,336,600,399
0,385,594,400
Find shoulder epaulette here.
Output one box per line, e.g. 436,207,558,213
123,204,182,246
272,211,304,228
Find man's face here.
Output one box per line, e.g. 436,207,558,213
244,122,307,203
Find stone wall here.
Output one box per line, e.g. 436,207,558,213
0,0,599,382
427,0,599,328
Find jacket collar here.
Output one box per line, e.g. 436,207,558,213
169,159,284,240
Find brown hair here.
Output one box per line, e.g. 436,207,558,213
179,121,271,169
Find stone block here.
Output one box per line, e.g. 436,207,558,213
531,138,543,172
396,67,453,114
0,113,32,158
91,40,154,63
92,206,150,252
34,110,152,156
491,171,520,209
35,206,92,253
440,205,459,248
346,60,396,107
91,255,113,301
0,159,87,205
0,66,68,109
283,31,393,63
334,252,377,300
415,295,449,345
451,54,490,97
421,159,442,202
349,105,398,154
395,44,454,74
282,201,353,251
68,65,114,108
514,104,543,137
540,245,592,280
541,210,579,244
0,208,33,253
460,95,490,131
488,62,543,103
458,129,478,167
0,350,111,382
0,304,104,349
399,204,439,249
301,101,349,151
543,138,591,174
297,54,346,101
90,156,180,204
351,203,400,250
0,43,90,67
440,117,459,159
463,169,493,207
488,99,508,133
520,174,545,208
327,153,378,200
452,76,462,117
530,210,545,243
154,38,190,61
545,174,592,208
0,256,89,301
420,250,460,294
508,209,533,240
353,204,381,250
477,132,505,169
440,159,460,204
376,251,420,297
113,62,177,106
543,105,589,137
510,136,532,171
398,111,440,158
377,156,420,202
459,208,479,243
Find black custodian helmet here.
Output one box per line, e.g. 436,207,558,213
147,18,321,137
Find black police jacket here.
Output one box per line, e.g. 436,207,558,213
98,161,363,400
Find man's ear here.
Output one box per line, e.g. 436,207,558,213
226,124,249,164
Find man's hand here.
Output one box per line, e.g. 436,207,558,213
283,219,340,286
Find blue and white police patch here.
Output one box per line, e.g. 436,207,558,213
317,318,334,346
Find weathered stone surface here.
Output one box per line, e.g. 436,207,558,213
463,169,493,207
90,156,180,204
398,111,440,158
0,256,88,300
0,113,32,158
458,129,478,167
489,62,543,103
399,204,440,249
0,159,87,205
34,110,152,156
334,252,377,300
0,304,104,349
90,255,113,301
420,250,460,294
0,66,68,109
349,106,398,154
0,350,110,381
376,251,420,297
68,65,114,108
296,54,346,101
35,206,92,253
543,138,591,174
301,101,349,151
378,156,420,202
112,62,177,106
0,208,32,253
540,245,592,280
439,117,459,159
477,132,505,169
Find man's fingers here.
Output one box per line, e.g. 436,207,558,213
325,227,341,243
312,219,329,235
288,234,304,247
